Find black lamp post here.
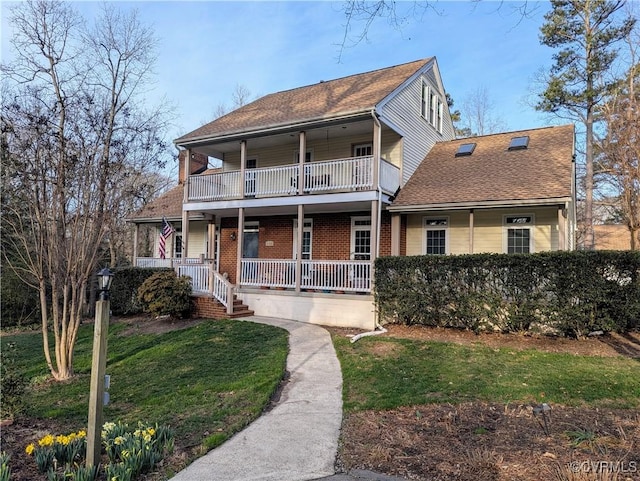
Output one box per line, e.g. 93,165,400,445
87,267,114,467
97,267,114,301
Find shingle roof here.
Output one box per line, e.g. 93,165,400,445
127,184,184,221
175,58,432,144
391,125,575,208
128,168,222,222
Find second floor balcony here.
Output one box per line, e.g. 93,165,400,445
188,155,400,204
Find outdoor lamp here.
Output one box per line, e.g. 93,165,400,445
97,268,114,300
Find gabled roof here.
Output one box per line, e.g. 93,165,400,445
391,125,575,210
175,58,433,145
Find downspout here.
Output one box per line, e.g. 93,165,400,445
372,109,383,332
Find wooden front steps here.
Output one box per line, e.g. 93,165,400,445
193,295,254,319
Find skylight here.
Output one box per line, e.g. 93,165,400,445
455,143,476,157
508,136,529,151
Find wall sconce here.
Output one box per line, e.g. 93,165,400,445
230,232,237,241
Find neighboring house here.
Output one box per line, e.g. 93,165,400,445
390,125,577,255
128,58,576,329
594,224,634,250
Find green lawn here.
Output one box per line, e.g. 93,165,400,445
2,319,288,452
333,334,640,412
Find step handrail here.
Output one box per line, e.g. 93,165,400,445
212,269,235,315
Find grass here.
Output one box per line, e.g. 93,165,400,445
333,335,640,412
2,319,288,452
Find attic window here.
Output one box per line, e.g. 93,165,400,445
455,143,476,157
508,136,529,151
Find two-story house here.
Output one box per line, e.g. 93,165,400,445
128,58,576,329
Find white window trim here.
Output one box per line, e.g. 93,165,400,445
350,216,372,260
423,216,449,255
173,232,183,259
421,81,429,118
293,149,314,163
503,214,535,254
293,218,313,259
353,143,373,157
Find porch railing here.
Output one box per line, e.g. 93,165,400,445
240,258,371,292
187,156,400,202
175,263,234,313
136,257,202,268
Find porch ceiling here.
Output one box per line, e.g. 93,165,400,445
190,118,375,158
186,199,376,219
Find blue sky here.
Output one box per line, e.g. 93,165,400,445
1,1,559,167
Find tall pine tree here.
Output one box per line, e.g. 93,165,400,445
537,0,635,249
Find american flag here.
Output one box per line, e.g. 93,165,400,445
158,217,175,259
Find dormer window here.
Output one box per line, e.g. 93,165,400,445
508,136,529,151
455,143,476,157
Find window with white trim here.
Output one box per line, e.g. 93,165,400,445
421,81,429,118
424,217,448,255
421,81,443,133
294,149,313,163
173,233,183,258
351,217,372,260
293,219,313,260
504,215,533,254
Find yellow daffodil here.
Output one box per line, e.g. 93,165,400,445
25,443,35,455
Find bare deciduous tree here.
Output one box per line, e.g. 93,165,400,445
596,29,640,250
458,85,508,137
1,0,172,380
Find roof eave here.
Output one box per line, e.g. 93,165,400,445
388,197,573,213
175,109,374,148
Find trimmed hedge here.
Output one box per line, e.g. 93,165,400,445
375,251,640,337
110,267,172,316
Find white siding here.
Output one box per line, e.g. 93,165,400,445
378,64,456,185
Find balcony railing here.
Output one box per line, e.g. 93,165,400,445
135,257,203,268
187,156,400,203
240,258,372,293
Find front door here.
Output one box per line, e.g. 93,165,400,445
243,221,259,258
245,158,257,197
353,143,372,189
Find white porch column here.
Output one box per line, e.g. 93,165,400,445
558,205,566,251
372,114,381,188
181,213,189,259
370,200,379,288
207,220,216,260
240,140,247,197
391,213,401,256
181,148,191,260
298,131,306,195
132,223,139,265
236,208,245,285
295,204,304,292
182,148,191,202
469,209,475,254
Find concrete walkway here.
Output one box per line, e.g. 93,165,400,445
170,316,343,481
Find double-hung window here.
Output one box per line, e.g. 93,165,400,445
505,215,533,253
351,217,372,260
424,217,448,255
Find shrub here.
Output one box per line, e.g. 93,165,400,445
110,267,172,316
375,251,640,337
136,271,192,318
